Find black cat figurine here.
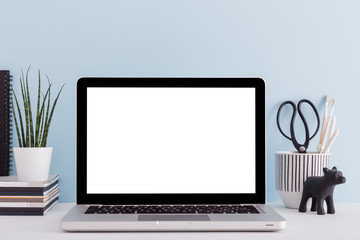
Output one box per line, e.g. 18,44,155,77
299,167,346,215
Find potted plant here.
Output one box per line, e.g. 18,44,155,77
12,67,64,181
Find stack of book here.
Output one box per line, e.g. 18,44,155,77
0,174,59,215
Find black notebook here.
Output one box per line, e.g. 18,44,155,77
0,70,12,176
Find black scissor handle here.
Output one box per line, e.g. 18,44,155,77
276,101,296,141
276,99,320,153
297,99,320,141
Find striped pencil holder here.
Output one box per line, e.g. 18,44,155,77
275,151,330,209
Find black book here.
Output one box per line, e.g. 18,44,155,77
0,71,12,176
0,174,59,196
0,196,59,215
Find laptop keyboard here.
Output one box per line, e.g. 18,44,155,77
85,205,260,214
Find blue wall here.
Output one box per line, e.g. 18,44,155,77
1,0,359,202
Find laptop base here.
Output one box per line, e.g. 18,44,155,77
60,204,286,232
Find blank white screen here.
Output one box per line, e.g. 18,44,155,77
87,88,255,194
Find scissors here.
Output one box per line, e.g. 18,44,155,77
276,99,320,153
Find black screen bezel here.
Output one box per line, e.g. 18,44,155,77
77,77,265,205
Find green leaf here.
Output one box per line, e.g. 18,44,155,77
38,104,46,147
41,79,51,147
37,86,51,147
20,71,30,147
41,84,64,147
12,97,22,147
35,70,41,146
12,90,26,146
25,66,35,147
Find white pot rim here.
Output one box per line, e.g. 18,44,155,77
275,151,331,155
13,147,53,149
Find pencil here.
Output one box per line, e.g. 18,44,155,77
322,129,340,153
322,99,336,150
318,96,330,152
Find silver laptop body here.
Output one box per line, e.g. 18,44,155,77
60,77,286,232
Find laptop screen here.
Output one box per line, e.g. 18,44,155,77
87,87,255,194
77,78,265,204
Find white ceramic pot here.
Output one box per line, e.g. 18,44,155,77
275,151,330,209
13,147,53,181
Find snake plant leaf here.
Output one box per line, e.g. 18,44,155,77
20,69,26,102
11,99,22,147
38,102,46,147
12,90,26,146
41,79,51,147
25,67,35,147
41,84,64,147
35,70,41,146
20,72,30,147
37,87,51,147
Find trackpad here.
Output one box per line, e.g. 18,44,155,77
138,215,210,221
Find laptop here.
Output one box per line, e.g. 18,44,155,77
60,77,286,231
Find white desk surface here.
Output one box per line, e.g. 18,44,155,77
0,202,358,240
